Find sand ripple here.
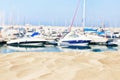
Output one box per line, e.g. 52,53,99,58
0,52,120,80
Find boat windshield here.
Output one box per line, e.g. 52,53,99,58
65,32,80,38
69,33,79,38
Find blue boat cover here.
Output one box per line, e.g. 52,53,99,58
84,27,105,36
84,27,97,33
31,32,40,37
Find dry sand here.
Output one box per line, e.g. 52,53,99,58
0,51,120,80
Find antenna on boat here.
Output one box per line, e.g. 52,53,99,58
82,0,86,28
68,0,80,32
23,16,26,26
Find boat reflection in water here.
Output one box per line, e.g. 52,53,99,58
0,43,118,54
7,45,62,52
7,44,92,53
90,45,118,52
7,45,44,52
59,46,91,52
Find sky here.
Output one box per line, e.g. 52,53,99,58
0,0,120,27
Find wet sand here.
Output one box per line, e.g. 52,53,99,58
0,51,120,80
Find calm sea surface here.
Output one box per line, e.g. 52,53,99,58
0,44,119,54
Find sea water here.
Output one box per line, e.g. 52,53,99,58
0,44,119,54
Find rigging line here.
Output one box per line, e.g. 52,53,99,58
69,0,81,32
82,0,86,28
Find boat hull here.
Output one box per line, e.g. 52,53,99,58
107,39,120,46
7,41,46,47
7,38,47,47
58,40,91,47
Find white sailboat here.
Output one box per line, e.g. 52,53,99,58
58,0,91,47
82,0,109,45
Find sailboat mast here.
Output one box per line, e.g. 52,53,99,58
82,0,86,28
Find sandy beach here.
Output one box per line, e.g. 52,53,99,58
1,0,120,79
0,51,120,80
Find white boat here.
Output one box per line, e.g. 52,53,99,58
58,32,91,47
107,39,120,46
81,0,109,45
7,32,47,47
58,0,91,47
86,33,109,45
